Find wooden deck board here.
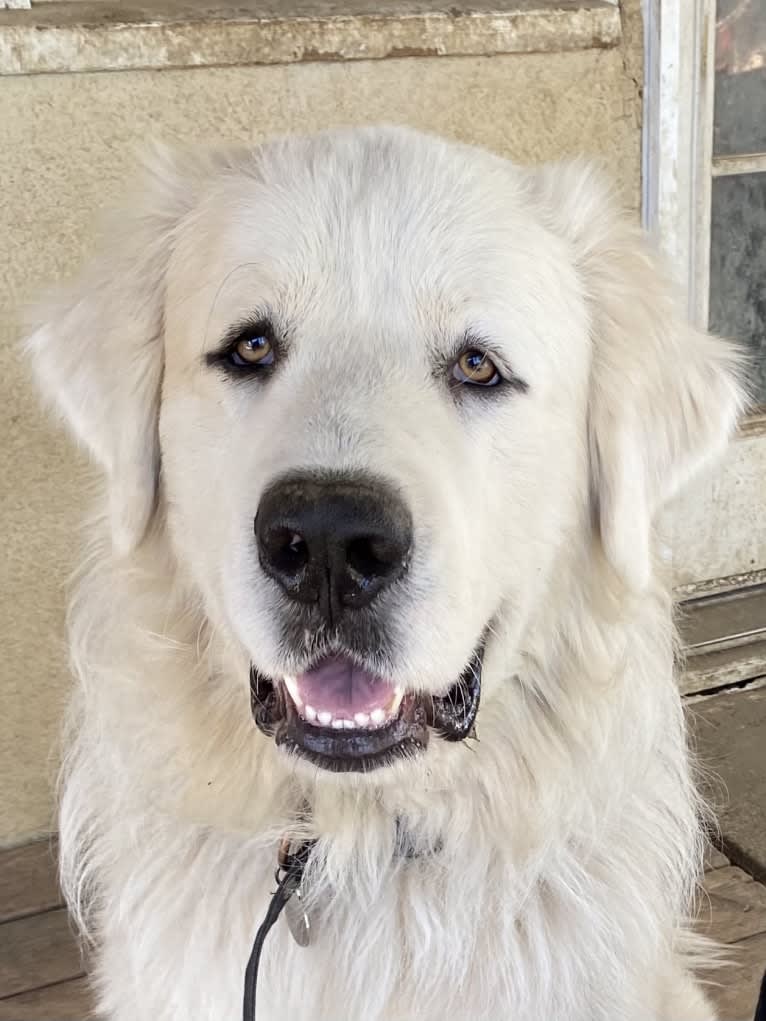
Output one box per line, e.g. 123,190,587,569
699,866,766,945
0,840,62,924
698,866,766,1019
703,931,766,1021
0,977,93,1021
0,909,84,999
691,687,766,884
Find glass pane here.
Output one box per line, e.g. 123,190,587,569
709,173,766,406
714,0,766,157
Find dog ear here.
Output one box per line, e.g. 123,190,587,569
26,144,236,556
533,163,747,591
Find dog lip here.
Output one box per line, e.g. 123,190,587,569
249,639,484,772
426,640,484,742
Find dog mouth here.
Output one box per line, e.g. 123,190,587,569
250,642,484,772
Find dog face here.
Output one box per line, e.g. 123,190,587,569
157,132,593,771
28,127,743,777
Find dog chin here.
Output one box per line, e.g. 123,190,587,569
249,639,485,773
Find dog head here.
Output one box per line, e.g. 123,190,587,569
27,127,744,778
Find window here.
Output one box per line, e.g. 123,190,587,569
646,0,766,689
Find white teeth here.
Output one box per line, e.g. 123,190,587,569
283,675,302,708
303,698,405,730
389,687,404,716
284,670,408,732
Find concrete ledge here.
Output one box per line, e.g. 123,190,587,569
678,585,766,695
0,0,621,76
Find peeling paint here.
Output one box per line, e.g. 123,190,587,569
386,45,442,58
299,46,344,61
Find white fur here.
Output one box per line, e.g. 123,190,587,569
27,126,746,1021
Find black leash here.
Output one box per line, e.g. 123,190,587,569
242,838,314,1021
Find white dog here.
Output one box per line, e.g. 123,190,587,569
28,126,744,1021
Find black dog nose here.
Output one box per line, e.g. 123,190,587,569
255,473,412,619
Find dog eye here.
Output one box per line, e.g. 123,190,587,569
226,333,274,369
452,349,501,387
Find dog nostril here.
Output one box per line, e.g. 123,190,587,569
346,535,405,583
265,528,310,577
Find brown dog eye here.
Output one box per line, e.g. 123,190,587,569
205,318,280,376
228,334,274,368
452,349,501,387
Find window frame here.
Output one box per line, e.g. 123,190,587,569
643,0,766,331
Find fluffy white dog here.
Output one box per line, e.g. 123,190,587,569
28,126,745,1021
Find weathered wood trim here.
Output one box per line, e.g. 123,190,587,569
0,0,621,76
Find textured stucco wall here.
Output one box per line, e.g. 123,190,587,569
0,13,642,845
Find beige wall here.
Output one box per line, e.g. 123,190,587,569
0,13,642,845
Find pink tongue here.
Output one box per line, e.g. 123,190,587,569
295,657,395,716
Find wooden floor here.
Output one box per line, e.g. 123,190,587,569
0,841,765,1019
699,846,766,1019
0,840,89,1021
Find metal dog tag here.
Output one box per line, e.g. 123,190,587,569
283,884,313,947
